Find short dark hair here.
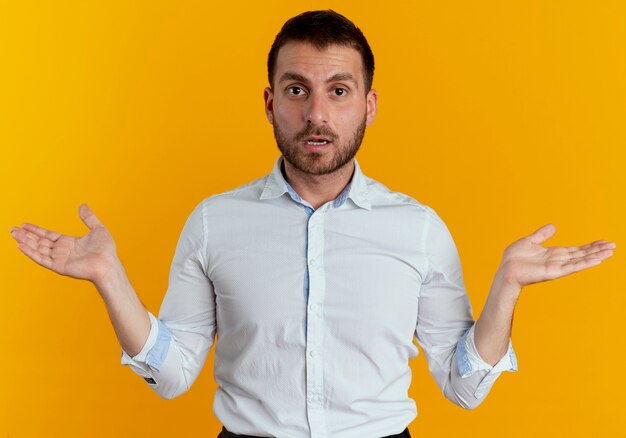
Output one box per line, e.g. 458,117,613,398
267,10,375,92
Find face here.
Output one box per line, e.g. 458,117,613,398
264,42,377,176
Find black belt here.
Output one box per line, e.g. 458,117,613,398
219,426,411,438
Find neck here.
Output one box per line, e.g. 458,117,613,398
282,159,355,210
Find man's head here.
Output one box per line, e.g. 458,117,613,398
264,10,378,177
267,10,375,93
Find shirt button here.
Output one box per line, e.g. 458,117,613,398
310,395,322,404
309,350,318,357
309,303,319,312
309,259,316,267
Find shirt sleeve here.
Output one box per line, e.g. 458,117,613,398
414,207,517,409
120,200,217,400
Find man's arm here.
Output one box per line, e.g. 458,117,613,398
414,208,517,410
119,200,217,399
94,258,151,357
10,203,217,400
10,204,151,357
474,224,616,365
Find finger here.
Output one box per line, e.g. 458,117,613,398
79,203,103,230
566,240,606,252
562,249,614,270
23,232,53,252
31,243,52,257
590,248,614,261
21,223,62,242
528,224,556,245
16,242,54,270
559,258,602,277
567,241,617,258
17,232,44,252
11,227,54,249
561,255,605,273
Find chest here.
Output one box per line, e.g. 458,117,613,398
205,206,426,339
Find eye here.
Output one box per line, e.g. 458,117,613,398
287,86,305,96
333,87,348,96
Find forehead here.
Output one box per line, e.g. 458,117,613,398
274,41,363,84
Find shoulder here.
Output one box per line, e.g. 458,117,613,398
361,174,456,247
364,175,440,219
207,174,268,203
192,173,269,213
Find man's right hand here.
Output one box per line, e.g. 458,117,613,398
10,204,119,285
11,203,152,358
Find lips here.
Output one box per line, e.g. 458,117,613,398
303,137,332,152
307,135,330,141
305,136,331,145
296,129,336,150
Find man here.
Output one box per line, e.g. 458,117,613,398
10,10,615,438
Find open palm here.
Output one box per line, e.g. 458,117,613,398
500,224,616,288
10,204,118,283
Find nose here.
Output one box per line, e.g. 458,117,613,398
305,92,329,125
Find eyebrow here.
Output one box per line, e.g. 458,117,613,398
278,71,359,89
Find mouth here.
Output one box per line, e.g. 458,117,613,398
304,136,332,146
302,137,332,152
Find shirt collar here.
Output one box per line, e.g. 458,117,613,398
260,156,371,211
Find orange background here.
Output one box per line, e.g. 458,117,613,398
1,1,624,436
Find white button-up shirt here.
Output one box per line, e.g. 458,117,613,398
121,156,517,438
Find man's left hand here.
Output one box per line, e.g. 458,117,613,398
498,224,616,290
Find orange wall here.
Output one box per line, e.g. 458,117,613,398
1,1,624,436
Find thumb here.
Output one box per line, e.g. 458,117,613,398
527,223,556,244
79,203,103,230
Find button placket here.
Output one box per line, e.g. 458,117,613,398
305,209,328,437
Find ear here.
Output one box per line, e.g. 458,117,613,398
365,88,378,126
264,87,274,125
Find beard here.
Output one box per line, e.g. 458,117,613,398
273,115,367,176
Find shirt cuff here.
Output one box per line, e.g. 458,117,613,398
456,323,518,397
120,311,173,373
457,324,518,377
